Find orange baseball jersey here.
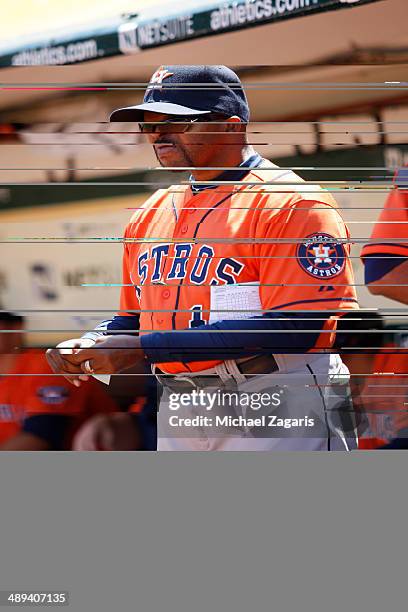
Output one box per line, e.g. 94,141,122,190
0,351,117,447
119,162,358,374
361,178,408,259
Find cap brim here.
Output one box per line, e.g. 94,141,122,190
109,102,211,122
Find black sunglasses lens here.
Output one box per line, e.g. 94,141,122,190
139,116,206,134
139,123,150,133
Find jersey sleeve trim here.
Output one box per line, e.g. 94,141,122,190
269,297,359,311
361,242,408,258
363,254,407,284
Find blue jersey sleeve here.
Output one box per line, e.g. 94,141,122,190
140,312,328,364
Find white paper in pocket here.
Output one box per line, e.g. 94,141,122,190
209,282,262,324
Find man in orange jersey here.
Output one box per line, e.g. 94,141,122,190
47,65,359,451
361,168,408,448
361,167,408,304
0,312,118,450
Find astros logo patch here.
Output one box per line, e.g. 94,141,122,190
147,66,174,90
297,233,346,279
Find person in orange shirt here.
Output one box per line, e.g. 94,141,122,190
0,312,118,450
47,65,359,451
361,167,408,304
360,167,408,449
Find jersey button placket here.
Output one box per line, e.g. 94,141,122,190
156,286,170,325
168,200,192,332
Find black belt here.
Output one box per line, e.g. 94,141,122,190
154,354,279,392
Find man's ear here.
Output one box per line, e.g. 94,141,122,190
225,116,243,132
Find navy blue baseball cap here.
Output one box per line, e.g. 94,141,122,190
109,65,250,123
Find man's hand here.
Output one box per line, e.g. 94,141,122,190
67,334,145,376
46,337,95,387
72,413,141,451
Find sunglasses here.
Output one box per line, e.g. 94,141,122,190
138,114,227,134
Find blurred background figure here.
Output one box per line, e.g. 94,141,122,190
360,167,408,448
0,310,120,450
336,311,407,449
372,333,408,448
0,310,157,450
72,375,158,451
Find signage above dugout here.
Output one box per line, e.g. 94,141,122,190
0,0,380,67
130,0,377,52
